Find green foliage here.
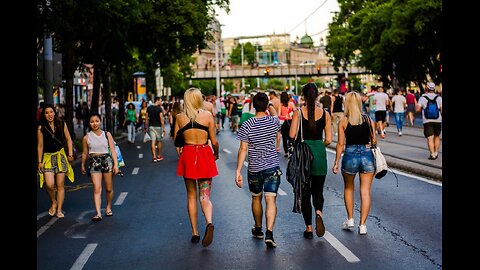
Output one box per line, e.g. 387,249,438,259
230,42,256,65
326,0,441,88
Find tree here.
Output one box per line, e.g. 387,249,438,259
326,0,441,90
230,42,255,66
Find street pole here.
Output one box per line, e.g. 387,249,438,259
241,43,245,89
43,36,54,104
214,22,221,98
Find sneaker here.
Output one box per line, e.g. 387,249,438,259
153,158,158,162
428,155,435,160
398,131,402,136
251,226,264,239
156,156,164,161
341,218,354,231
265,230,277,248
358,224,367,235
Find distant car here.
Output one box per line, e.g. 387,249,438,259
299,60,315,66
272,62,288,68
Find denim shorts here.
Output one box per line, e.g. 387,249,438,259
247,166,281,196
341,145,375,174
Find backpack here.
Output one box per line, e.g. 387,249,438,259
423,95,439,119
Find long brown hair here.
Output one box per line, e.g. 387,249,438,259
302,83,318,130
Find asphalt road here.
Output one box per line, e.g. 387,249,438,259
37,123,442,270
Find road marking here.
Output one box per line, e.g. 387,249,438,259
132,168,139,175
324,231,360,263
136,145,141,149
37,217,58,238
69,243,98,270
223,148,232,154
244,161,248,167
138,153,143,159
37,211,48,221
277,188,287,196
114,192,128,205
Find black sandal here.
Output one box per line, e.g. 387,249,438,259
92,215,102,222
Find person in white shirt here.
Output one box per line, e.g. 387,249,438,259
373,87,390,138
391,88,407,136
416,82,442,160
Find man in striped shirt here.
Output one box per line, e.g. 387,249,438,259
235,92,281,248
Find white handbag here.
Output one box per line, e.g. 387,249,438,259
143,132,151,143
371,146,388,179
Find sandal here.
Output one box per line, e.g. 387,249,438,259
91,215,102,222
56,211,65,218
48,208,56,217
105,210,113,217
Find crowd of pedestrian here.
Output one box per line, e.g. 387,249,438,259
37,80,441,249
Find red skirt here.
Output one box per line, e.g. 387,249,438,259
177,144,218,179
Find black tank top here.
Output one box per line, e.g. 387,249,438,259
332,95,344,113
300,109,326,140
41,124,65,153
345,118,370,145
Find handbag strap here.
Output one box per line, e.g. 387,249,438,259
363,114,376,148
295,108,304,143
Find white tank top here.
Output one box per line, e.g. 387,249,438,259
87,131,109,154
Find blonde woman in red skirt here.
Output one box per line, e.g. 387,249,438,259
174,88,219,247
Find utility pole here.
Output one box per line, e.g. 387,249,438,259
214,19,221,98
241,43,245,89
42,0,54,104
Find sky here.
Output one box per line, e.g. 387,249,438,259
216,0,340,46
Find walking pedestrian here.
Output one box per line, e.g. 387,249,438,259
332,91,376,235
123,102,138,143
174,88,219,247
289,83,332,239
391,88,407,136
405,88,417,126
145,97,166,162
235,92,281,248
37,104,75,218
416,82,442,159
279,91,295,157
80,113,120,221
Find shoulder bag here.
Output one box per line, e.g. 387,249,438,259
364,115,388,179
286,108,314,213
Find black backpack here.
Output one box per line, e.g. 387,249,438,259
423,95,439,119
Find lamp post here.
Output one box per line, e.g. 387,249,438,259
241,43,245,89
211,18,221,98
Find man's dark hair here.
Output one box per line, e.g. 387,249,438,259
253,92,269,112
154,96,161,102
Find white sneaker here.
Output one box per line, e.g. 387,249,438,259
341,218,354,231
358,224,367,235
398,131,402,136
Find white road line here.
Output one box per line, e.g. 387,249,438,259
136,145,141,149
244,161,248,167
37,211,48,221
138,153,143,159
277,188,287,196
324,231,360,263
132,168,139,175
114,192,128,205
223,148,232,154
37,217,58,238
69,243,98,270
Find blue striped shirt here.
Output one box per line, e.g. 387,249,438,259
237,116,281,172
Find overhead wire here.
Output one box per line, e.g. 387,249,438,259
287,0,329,34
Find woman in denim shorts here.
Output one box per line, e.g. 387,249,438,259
332,91,376,235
